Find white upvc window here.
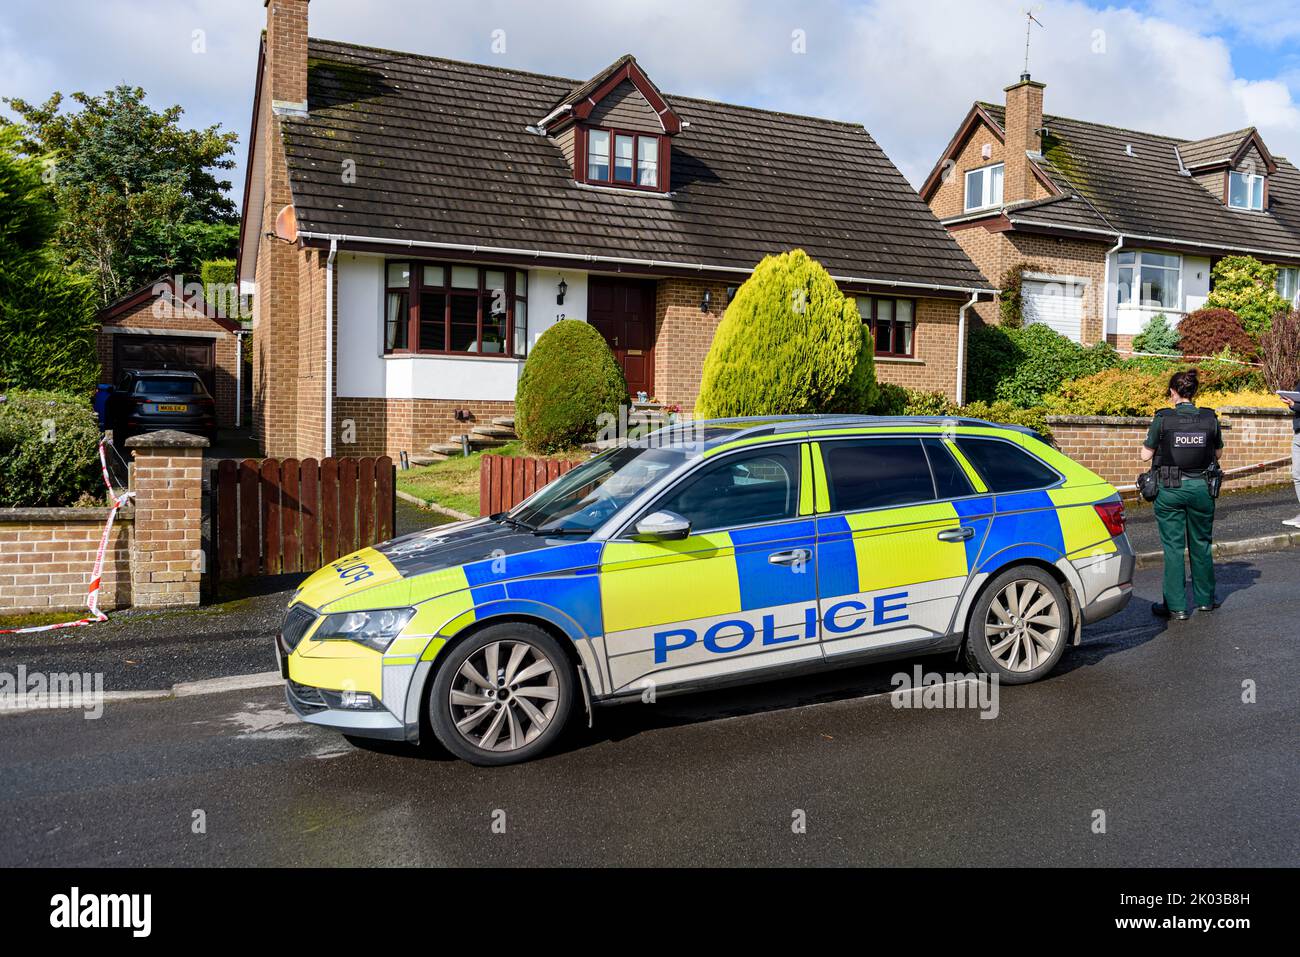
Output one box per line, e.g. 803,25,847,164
1228,170,1264,210
1117,250,1182,309
964,163,1004,212
1277,266,1300,306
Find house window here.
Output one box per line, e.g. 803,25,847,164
383,261,528,357
855,296,915,358
584,127,662,190
1117,251,1180,309
1277,267,1300,306
1228,170,1264,210
964,163,1004,212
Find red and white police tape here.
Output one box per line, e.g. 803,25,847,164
0,437,135,635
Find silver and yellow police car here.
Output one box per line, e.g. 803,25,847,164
279,415,1133,765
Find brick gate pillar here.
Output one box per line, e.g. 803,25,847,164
125,430,209,608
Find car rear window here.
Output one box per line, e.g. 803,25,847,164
955,437,1059,493
823,438,935,512
133,378,204,396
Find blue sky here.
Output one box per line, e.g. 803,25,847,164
3,0,1299,208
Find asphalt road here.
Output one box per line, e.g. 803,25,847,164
0,550,1295,867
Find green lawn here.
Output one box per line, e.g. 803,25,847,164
396,441,588,517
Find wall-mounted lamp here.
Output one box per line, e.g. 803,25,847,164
726,286,738,303
700,289,712,313
557,278,567,305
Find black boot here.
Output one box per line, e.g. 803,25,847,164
1152,602,1190,621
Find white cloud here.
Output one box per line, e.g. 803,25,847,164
2,0,1298,202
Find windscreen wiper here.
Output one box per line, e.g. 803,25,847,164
490,512,536,533
532,527,591,537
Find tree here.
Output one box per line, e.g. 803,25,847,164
1132,313,1180,355
2,86,238,305
1204,255,1289,338
1260,308,1300,391
696,249,877,417
515,321,627,453
0,125,98,394
1178,308,1257,360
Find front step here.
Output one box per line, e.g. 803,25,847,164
469,424,516,440
491,416,515,429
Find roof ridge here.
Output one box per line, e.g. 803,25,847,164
308,35,869,131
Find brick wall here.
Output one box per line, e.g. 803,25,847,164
0,510,133,615
126,432,207,608
1049,407,1295,490
334,397,516,458
929,114,1051,220
949,224,1111,345
96,295,242,428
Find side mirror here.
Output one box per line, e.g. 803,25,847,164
634,510,692,542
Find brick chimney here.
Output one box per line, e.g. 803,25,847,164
266,0,309,115
1003,74,1045,205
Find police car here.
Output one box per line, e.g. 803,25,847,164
279,415,1134,765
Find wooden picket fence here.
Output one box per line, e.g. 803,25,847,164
479,455,582,516
212,457,395,580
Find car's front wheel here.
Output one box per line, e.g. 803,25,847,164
428,623,574,766
963,566,1069,685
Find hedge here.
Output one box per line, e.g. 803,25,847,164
869,387,1054,439
696,249,877,416
515,320,626,453
966,323,1118,407
0,390,103,507
1044,357,1264,417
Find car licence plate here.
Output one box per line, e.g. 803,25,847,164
157,404,188,412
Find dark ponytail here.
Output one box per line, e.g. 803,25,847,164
1169,369,1199,401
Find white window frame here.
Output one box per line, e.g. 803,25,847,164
963,162,1004,212
1228,170,1265,211
1277,266,1300,306
1116,250,1182,310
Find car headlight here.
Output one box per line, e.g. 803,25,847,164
315,607,416,652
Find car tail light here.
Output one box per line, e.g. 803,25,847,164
1094,501,1126,537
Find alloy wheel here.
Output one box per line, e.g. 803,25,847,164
984,579,1062,673
448,640,560,752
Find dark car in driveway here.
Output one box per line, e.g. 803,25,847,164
108,370,218,447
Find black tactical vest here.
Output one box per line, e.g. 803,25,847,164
1156,407,1219,474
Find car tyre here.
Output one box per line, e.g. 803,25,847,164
428,623,574,766
963,566,1069,685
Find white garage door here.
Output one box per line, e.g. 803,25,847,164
1022,278,1084,342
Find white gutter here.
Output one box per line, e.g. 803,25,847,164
295,230,992,299
955,291,979,406
324,238,338,458
1102,234,1124,340
1008,218,1300,264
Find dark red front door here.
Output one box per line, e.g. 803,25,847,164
587,277,655,398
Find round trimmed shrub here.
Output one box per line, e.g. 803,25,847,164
515,320,627,453
0,390,102,507
1178,308,1257,360
696,249,877,417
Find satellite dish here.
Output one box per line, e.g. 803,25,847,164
274,204,299,242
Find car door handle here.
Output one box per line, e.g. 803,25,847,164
768,548,812,566
937,526,974,542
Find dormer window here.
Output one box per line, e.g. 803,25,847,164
585,128,662,189
1228,170,1264,210
964,163,1004,212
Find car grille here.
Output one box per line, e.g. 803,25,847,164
279,603,318,655
287,681,327,714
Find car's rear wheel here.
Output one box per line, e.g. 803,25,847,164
428,623,573,766
963,566,1068,685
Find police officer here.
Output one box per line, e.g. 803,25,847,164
1141,370,1223,621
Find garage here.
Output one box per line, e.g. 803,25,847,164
112,335,217,396
1021,276,1086,342
95,277,246,429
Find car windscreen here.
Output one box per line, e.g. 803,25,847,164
509,444,693,534
133,378,205,396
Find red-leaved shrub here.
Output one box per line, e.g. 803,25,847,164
1178,308,1257,360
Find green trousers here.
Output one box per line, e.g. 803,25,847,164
1153,477,1216,612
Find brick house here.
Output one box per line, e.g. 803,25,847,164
240,0,991,460
921,73,1300,351
96,277,246,429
